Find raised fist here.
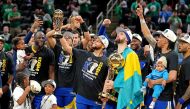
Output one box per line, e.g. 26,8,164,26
103,19,111,26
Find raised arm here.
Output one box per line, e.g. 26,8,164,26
98,19,111,36
136,4,157,48
24,19,43,44
59,36,73,55
76,16,91,49
46,30,56,48
16,86,30,105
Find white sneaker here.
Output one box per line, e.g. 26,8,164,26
149,101,155,109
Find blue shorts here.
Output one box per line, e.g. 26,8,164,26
33,94,44,109
154,100,175,109
54,87,75,107
76,94,101,109
185,104,190,109
105,102,116,109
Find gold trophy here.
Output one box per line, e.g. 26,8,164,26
99,53,124,109
53,9,64,38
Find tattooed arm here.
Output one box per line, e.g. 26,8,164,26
182,81,190,101
176,81,190,109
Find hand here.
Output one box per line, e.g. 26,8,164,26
102,19,111,27
0,88,3,98
25,86,31,94
17,62,27,71
31,19,43,32
175,103,182,109
61,24,71,30
75,16,84,23
2,85,9,93
104,80,114,90
100,97,108,102
136,4,144,19
148,80,155,88
162,80,166,87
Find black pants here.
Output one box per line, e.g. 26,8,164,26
0,89,11,109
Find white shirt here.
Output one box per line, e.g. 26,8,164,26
17,50,26,65
13,86,31,109
40,94,57,109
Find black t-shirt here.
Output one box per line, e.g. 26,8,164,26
176,56,190,108
72,48,108,102
135,48,152,81
154,50,178,101
0,52,14,86
106,40,117,57
53,44,74,87
26,46,55,83
75,42,83,49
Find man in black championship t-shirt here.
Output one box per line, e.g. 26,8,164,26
46,16,91,108
175,34,190,109
136,5,178,108
26,31,55,109
47,31,75,108
59,33,109,109
0,37,14,109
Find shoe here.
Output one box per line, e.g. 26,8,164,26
149,101,155,109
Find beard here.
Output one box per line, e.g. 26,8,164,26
35,41,45,48
92,45,102,50
115,37,125,44
92,46,101,50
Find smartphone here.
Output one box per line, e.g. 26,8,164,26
37,15,43,21
36,15,44,31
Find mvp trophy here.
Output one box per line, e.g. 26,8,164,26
99,53,124,109
53,9,64,38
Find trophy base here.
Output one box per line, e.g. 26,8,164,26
53,33,63,38
98,92,117,102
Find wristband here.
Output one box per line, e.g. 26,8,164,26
140,19,146,24
81,22,88,32
178,98,185,104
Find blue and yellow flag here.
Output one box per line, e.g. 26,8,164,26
114,47,143,109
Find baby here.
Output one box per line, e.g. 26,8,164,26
141,56,168,109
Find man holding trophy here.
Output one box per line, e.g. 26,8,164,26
57,29,109,109
104,27,143,109
47,8,93,108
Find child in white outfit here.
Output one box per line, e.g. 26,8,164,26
40,79,57,109
13,71,32,109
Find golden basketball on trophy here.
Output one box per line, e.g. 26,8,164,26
53,9,64,38
99,52,124,109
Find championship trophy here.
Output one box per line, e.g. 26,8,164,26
99,53,124,109
53,9,64,38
